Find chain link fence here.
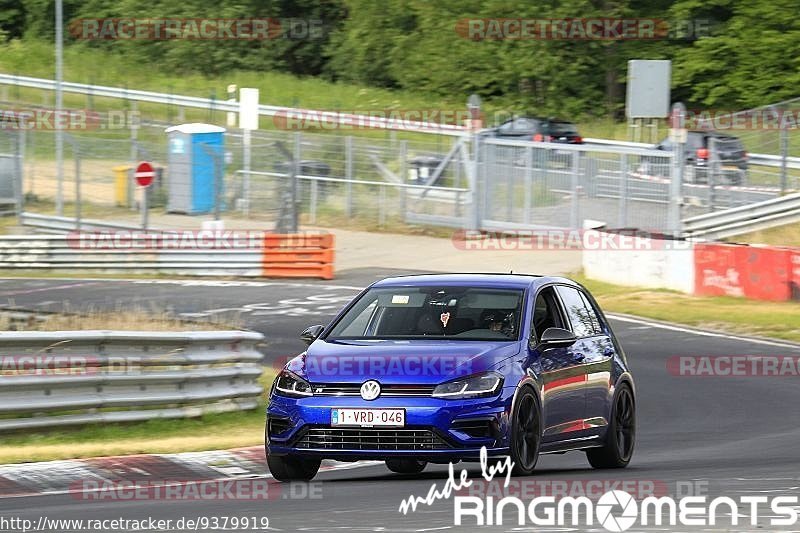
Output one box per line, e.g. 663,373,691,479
0,129,21,215
9,117,796,234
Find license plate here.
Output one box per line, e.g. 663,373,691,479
722,166,739,171
331,408,405,427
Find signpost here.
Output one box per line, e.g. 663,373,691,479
239,88,260,215
135,161,155,229
668,102,686,233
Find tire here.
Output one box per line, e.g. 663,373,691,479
385,459,427,474
509,387,542,476
267,454,321,482
587,384,636,469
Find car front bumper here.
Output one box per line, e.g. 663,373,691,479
266,386,516,461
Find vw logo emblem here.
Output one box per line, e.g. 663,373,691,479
360,380,381,401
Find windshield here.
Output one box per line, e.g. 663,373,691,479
327,286,524,341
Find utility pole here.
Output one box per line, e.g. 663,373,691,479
55,0,64,215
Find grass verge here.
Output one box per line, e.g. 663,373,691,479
726,222,800,248
575,274,800,342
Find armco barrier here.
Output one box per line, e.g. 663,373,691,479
0,232,335,279
262,233,335,280
694,243,795,301
0,330,264,430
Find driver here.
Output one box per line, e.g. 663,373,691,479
482,310,515,336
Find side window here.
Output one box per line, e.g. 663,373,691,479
337,298,378,336
531,287,563,341
578,291,603,335
554,286,597,338
497,120,515,133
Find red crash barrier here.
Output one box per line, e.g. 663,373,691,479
262,233,335,280
694,243,795,301
792,249,800,301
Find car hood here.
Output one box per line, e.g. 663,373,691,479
285,339,521,385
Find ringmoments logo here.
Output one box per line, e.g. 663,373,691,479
452,490,800,528
399,447,800,530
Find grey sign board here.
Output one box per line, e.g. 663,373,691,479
626,60,671,119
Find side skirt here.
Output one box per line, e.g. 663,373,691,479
539,435,604,455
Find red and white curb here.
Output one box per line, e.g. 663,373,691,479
0,446,377,499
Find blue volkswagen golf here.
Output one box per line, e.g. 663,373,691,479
266,274,635,481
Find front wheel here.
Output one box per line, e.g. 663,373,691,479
385,459,427,474
510,388,542,476
587,384,636,469
267,454,321,481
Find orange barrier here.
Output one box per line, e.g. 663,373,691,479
262,233,335,280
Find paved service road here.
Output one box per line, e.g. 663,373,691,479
0,269,403,358
0,273,799,531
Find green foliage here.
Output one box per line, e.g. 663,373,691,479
670,0,800,107
0,0,796,115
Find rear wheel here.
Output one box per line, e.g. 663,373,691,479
510,388,541,476
587,384,635,469
267,454,321,481
385,459,427,474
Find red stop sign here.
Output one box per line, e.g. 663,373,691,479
135,161,155,187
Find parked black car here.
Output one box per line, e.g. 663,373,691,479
488,117,584,145
639,130,748,185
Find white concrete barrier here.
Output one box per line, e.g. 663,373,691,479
582,230,695,293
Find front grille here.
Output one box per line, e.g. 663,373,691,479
312,383,434,397
293,427,452,450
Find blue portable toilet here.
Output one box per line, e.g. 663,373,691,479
165,123,226,214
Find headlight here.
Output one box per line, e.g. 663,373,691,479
432,371,503,399
274,370,313,398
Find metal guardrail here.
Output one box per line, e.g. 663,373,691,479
3,73,795,162
585,138,800,169
0,330,264,430
0,73,465,136
683,191,800,239
747,153,800,170
20,212,144,234
583,138,657,150
0,234,264,276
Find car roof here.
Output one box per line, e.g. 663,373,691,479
371,273,580,290
500,116,575,124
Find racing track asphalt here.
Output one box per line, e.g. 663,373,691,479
0,272,799,531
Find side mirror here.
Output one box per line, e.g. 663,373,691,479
536,327,577,349
300,325,325,345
